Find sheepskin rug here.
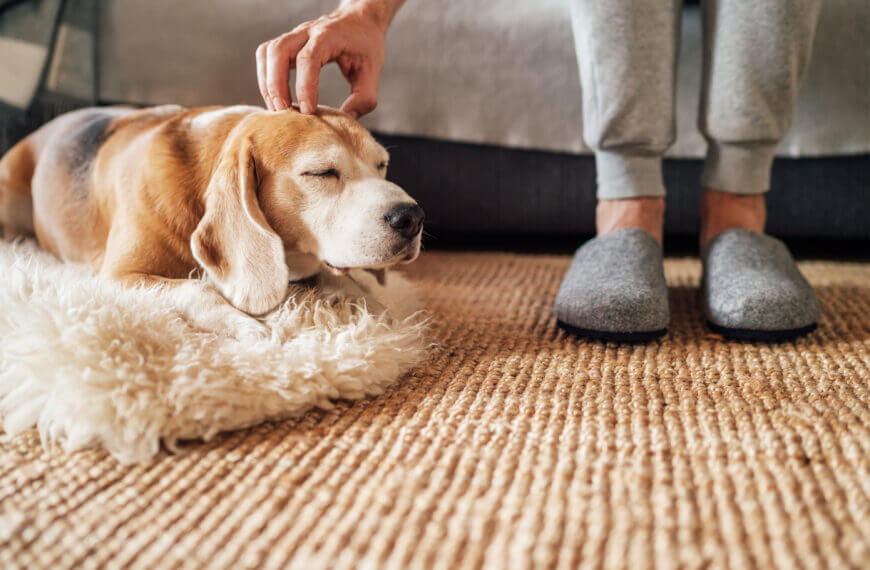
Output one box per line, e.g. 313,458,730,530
0,240,428,464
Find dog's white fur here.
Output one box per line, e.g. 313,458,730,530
0,240,427,464
295,155,421,270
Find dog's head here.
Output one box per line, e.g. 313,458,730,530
191,106,423,315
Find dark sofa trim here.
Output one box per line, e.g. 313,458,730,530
377,132,870,240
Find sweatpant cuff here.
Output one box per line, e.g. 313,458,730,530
595,152,666,199
702,142,777,194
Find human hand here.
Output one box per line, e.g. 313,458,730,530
256,3,395,118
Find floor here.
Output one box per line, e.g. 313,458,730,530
1,251,869,569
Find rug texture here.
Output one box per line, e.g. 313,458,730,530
0,241,427,464
1,250,869,569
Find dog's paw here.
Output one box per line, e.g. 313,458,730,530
191,302,271,341
225,312,270,342
170,280,272,341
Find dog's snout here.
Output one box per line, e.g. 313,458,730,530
386,203,425,239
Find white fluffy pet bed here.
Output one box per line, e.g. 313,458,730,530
0,241,428,463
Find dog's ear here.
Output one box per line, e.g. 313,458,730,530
191,136,288,315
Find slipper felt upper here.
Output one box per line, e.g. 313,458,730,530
702,229,820,332
554,228,669,335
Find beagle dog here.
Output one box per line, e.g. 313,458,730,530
0,104,424,337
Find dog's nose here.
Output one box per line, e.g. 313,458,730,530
386,203,425,239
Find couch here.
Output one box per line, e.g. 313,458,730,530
11,0,870,239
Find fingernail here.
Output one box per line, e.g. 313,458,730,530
300,102,313,114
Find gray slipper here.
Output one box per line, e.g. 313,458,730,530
702,229,820,341
554,228,669,342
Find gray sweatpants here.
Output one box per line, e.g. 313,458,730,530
570,0,822,199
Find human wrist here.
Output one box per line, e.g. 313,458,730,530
338,0,401,34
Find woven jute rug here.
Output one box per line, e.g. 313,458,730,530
1,251,869,569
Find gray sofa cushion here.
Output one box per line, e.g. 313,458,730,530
99,0,870,158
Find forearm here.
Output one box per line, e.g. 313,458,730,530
337,0,406,33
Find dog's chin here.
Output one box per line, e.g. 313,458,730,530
323,240,421,276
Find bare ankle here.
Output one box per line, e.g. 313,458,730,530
699,189,766,247
596,197,665,245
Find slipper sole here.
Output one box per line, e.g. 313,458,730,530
557,320,667,343
706,321,817,342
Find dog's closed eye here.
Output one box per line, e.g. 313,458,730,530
302,168,340,179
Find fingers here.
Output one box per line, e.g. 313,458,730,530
257,31,308,111
256,43,271,109
295,41,328,115
257,15,382,117
339,64,381,119
266,38,293,110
